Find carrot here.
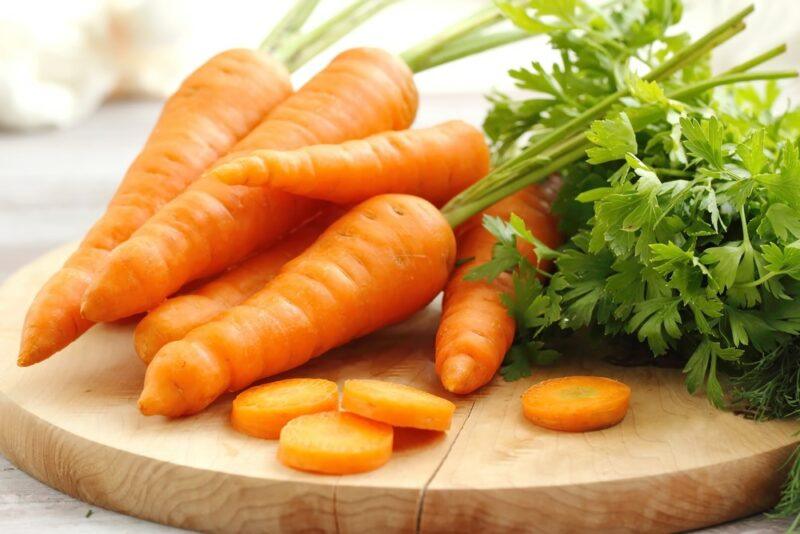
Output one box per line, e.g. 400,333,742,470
208,120,489,205
521,376,631,432
435,182,562,394
138,194,455,417
278,411,393,475
81,47,419,323
231,378,339,440
342,379,455,431
133,208,342,363
17,50,292,366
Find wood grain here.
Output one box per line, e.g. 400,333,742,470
1,244,798,533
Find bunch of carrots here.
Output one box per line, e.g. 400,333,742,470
18,0,631,472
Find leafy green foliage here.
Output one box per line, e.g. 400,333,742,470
586,113,638,164
483,0,687,162
480,104,800,397
481,0,800,519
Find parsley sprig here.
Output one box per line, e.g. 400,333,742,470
440,0,800,519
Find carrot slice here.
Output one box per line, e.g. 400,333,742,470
231,378,339,439
521,376,631,432
278,411,393,475
342,379,455,431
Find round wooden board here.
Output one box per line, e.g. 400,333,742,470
1,245,799,533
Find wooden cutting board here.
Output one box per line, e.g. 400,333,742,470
1,245,798,533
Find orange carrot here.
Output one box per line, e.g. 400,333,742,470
342,379,455,431
81,47,419,322
231,378,339,440
208,120,489,205
139,194,455,417
521,376,631,432
278,411,393,475
133,208,342,363
17,50,292,366
435,182,562,394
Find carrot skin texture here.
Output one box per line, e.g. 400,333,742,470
82,48,419,322
18,49,292,365
209,120,489,205
231,378,339,440
133,209,341,363
521,376,631,432
139,194,456,417
278,411,393,475
435,183,562,394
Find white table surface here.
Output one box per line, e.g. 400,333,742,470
0,99,794,533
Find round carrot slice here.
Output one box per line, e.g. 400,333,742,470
231,378,339,439
522,376,631,432
342,379,455,431
278,411,393,475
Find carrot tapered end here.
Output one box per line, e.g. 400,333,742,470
81,240,167,322
207,157,269,187
18,326,71,366
139,341,231,417
17,339,39,367
18,289,95,366
17,351,36,367
138,381,187,417
439,354,488,395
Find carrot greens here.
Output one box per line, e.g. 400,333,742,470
441,0,800,518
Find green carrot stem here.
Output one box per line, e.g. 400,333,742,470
443,65,795,226
413,29,530,73
259,0,321,52
400,4,504,72
276,0,399,72
722,44,787,75
644,20,746,81
669,70,798,100
442,5,756,224
737,271,781,289
443,145,588,227
512,8,751,171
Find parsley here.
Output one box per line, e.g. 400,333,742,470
439,0,800,520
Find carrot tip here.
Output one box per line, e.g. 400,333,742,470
79,298,100,323
138,368,189,418
208,162,246,186
439,354,485,395
18,340,48,367
138,389,171,417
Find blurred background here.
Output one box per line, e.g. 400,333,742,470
1,0,797,130
0,0,797,277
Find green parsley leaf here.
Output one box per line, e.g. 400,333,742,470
681,117,726,170
586,113,638,164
